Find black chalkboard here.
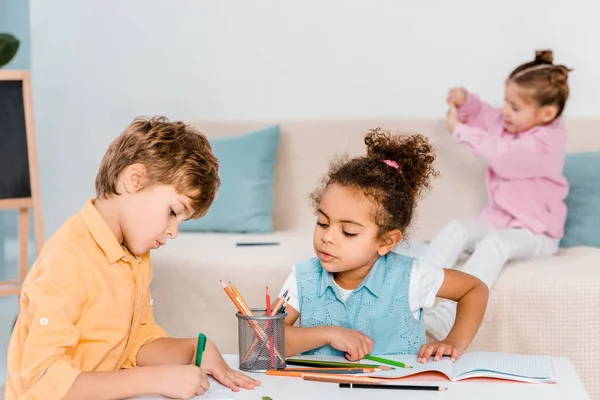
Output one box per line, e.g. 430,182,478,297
0,80,31,199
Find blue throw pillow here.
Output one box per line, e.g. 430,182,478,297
180,125,280,233
560,151,600,248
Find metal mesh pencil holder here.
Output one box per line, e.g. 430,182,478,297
237,308,286,372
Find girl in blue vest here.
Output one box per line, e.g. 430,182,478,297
278,128,489,364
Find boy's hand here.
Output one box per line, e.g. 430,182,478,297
327,326,374,361
447,87,467,108
155,364,209,399
446,104,460,133
417,338,466,363
200,339,261,391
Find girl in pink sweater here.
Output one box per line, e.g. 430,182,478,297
425,50,573,341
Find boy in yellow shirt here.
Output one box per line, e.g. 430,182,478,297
6,117,260,400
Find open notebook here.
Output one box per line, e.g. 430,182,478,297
363,351,555,383
294,351,555,383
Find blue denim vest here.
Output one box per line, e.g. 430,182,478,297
296,252,425,356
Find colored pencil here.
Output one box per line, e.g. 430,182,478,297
285,358,393,370
280,367,379,372
266,286,274,366
266,369,372,378
340,383,447,391
229,282,252,316
364,354,412,369
271,289,288,316
236,242,280,246
302,373,380,384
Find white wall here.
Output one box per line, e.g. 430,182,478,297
29,0,600,236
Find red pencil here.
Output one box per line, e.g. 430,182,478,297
266,286,274,365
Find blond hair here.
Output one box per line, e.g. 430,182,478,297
95,116,220,219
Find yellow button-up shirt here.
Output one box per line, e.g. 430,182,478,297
6,200,168,400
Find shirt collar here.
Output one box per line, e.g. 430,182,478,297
318,255,388,298
79,199,125,264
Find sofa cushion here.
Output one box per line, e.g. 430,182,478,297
560,151,600,248
180,125,280,233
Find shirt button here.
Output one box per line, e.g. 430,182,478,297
40,317,49,326
150,299,154,306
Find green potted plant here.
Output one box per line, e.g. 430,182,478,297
0,33,20,68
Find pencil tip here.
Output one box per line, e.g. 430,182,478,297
440,387,447,391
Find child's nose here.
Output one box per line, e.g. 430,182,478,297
166,224,179,239
322,231,334,244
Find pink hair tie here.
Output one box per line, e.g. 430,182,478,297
383,160,400,169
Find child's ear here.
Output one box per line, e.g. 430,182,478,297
377,229,402,256
122,163,148,194
541,105,559,124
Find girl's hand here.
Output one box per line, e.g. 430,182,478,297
200,340,261,391
327,326,374,361
417,339,466,363
446,87,467,107
446,104,460,132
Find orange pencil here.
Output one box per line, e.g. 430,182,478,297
270,289,289,316
220,280,246,314
302,373,380,384
266,369,376,378
229,283,253,316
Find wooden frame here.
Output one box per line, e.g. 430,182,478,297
0,70,43,296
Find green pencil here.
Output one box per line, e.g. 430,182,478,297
285,358,395,370
364,354,413,369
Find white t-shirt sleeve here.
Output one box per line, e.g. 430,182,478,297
409,257,445,315
279,265,300,311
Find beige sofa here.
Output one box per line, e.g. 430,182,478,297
150,119,600,398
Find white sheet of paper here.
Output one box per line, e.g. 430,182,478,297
130,377,234,400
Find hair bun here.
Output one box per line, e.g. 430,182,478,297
535,50,554,64
550,65,571,86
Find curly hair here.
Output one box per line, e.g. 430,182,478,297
508,50,573,118
310,128,438,238
95,116,220,220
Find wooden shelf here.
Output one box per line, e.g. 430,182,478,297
0,280,22,296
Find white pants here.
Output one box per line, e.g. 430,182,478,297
424,219,559,340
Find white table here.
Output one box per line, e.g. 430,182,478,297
137,354,590,400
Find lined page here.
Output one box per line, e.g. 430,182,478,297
453,351,555,383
